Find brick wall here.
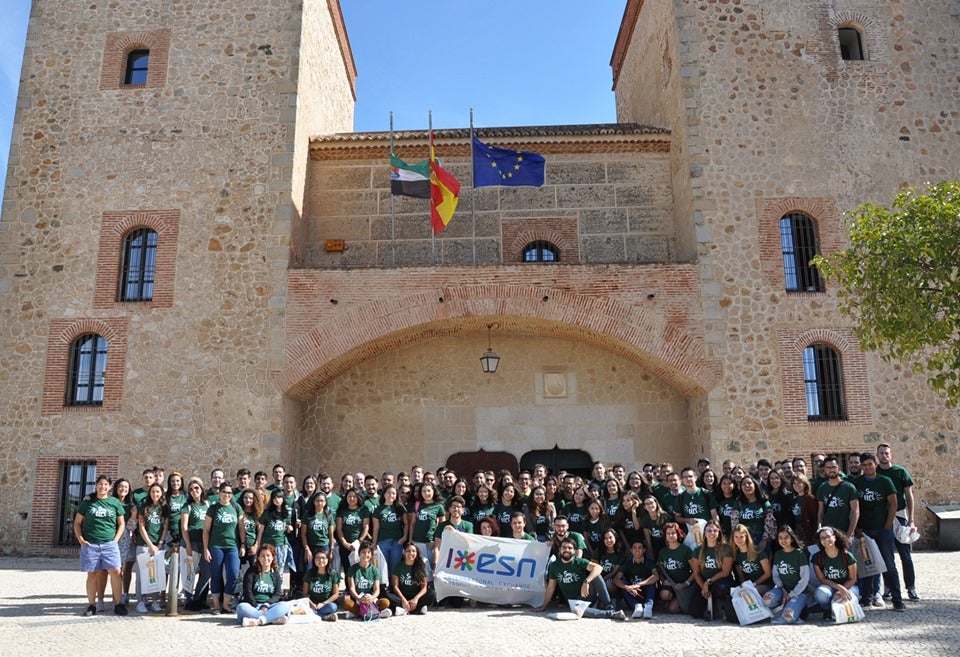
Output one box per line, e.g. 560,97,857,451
41,318,129,414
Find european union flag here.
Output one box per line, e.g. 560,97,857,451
472,135,545,188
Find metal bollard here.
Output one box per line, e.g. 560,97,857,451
167,547,179,616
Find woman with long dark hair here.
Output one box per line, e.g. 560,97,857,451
613,491,643,549
181,478,210,608
387,542,434,615
494,483,520,536
409,481,445,573
135,483,169,613
236,544,293,626
335,488,370,575
763,525,810,624
112,478,136,607
811,526,859,620
255,488,295,581
524,485,556,542
714,474,740,538
468,483,497,528
738,476,774,551
690,520,735,621
640,495,671,560
371,484,407,569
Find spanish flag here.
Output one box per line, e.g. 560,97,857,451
429,131,460,235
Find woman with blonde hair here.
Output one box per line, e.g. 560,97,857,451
730,523,772,593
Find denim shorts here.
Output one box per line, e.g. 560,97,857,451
80,541,122,572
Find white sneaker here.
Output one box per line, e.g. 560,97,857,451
643,601,654,619
136,601,148,614
151,601,163,612
378,608,392,619
632,603,644,619
242,617,260,627
95,600,105,613
394,607,408,616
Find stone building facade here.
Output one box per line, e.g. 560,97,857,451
0,0,958,553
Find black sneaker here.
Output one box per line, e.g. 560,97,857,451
82,604,97,617
114,604,128,616
893,601,907,612
907,589,920,601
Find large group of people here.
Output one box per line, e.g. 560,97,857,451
73,442,920,625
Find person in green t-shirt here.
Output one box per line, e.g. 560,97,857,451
657,522,696,615
164,473,187,546
816,457,860,537
336,489,371,576
255,489,293,577
615,541,659,619
763,526,810,624
236,544,292,626
371,485,407,570
410,482,446,572
344,541,392,620
854,452,905,611
203,482,244,614
691,521,735,621
302,491,336,566
387,542,434,615
536,537,626,620
301,550,340,620
134,483,169,613
75,475,127,617
730,524,771,592
812,526,859,619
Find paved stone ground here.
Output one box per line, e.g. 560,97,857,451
0,551,957,657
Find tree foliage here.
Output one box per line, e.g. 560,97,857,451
814,181,960,406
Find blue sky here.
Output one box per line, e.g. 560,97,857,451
0,1,626,202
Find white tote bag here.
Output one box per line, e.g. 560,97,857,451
854,535,887,578
832,596,865,624
136,550,167,595
731,581,773,625
683,519,707,551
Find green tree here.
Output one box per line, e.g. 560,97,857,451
814,181,960,406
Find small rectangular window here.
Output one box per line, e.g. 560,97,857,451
838,28,864,61
59,461,98,545
124,49,150,85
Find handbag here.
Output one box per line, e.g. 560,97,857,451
731,581,773,625
832,596,865,624
136,549,167,595
854,535,886,578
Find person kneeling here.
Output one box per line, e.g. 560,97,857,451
615,541,659,619
237,544,293,627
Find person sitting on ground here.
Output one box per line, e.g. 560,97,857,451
236,544,293,627
614,541,659,619
343,541,393,620
535,537,627,620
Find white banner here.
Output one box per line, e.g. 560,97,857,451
434,530,550,607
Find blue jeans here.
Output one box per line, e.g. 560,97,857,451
814,583,859,610
312,601,338,617
764,587,808,623
861,528,902,603
208,547,239,596
621,584,656,608
893,518,916,590
274,543,295,577
236,600,293,625
378,539,403,570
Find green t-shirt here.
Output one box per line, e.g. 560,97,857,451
772,547,807,591
816,549,858,584
493,503,517,535
391,560,423,599
620,558,655,585
372,504,405,541
551,531,588,557
528,511,552,540
697,544,731,580
658,543,693,584
77,496,126,544
166,493,187,541
337,505,369,543
583,518,605,549
738,499,770,539
715,494,740,535
437,518,474,537
205,502,241,549
640,512,669,552
547,556,592,600
853,474,896,530
412,502,445,542
817,481,859,530
596,551,622,576
258,509,290,547
136,504,167,546
680,488,715,521
325,492,342,516
250,571,278,605
183,500,210,544
347,562,381,595
877,465,913,511
735,550,769,583
131,488,149,509
304,569,340,604
304,511,334,548
469,503,494,527
242,514,258,549
604,498,620,521
565,504,588,534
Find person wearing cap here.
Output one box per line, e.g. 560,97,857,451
853,452,905,611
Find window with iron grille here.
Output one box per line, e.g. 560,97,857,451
803,344,846,421
124,49,150,85
59,461,98,545
119,228,157,301
66,334,108,406
523,240,559,263
780,213,823,292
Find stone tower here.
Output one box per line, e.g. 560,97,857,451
0,0,355,550
612,2,960,482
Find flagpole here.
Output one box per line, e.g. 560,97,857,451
429,110,436,266
470,108,476,265
389,111,397,265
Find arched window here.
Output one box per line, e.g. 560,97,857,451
803,344,845,421
66,334,108,406
119,228,157,302
124,49,150,85
838,27,865,61
780,213,822,292
523,240,559,263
